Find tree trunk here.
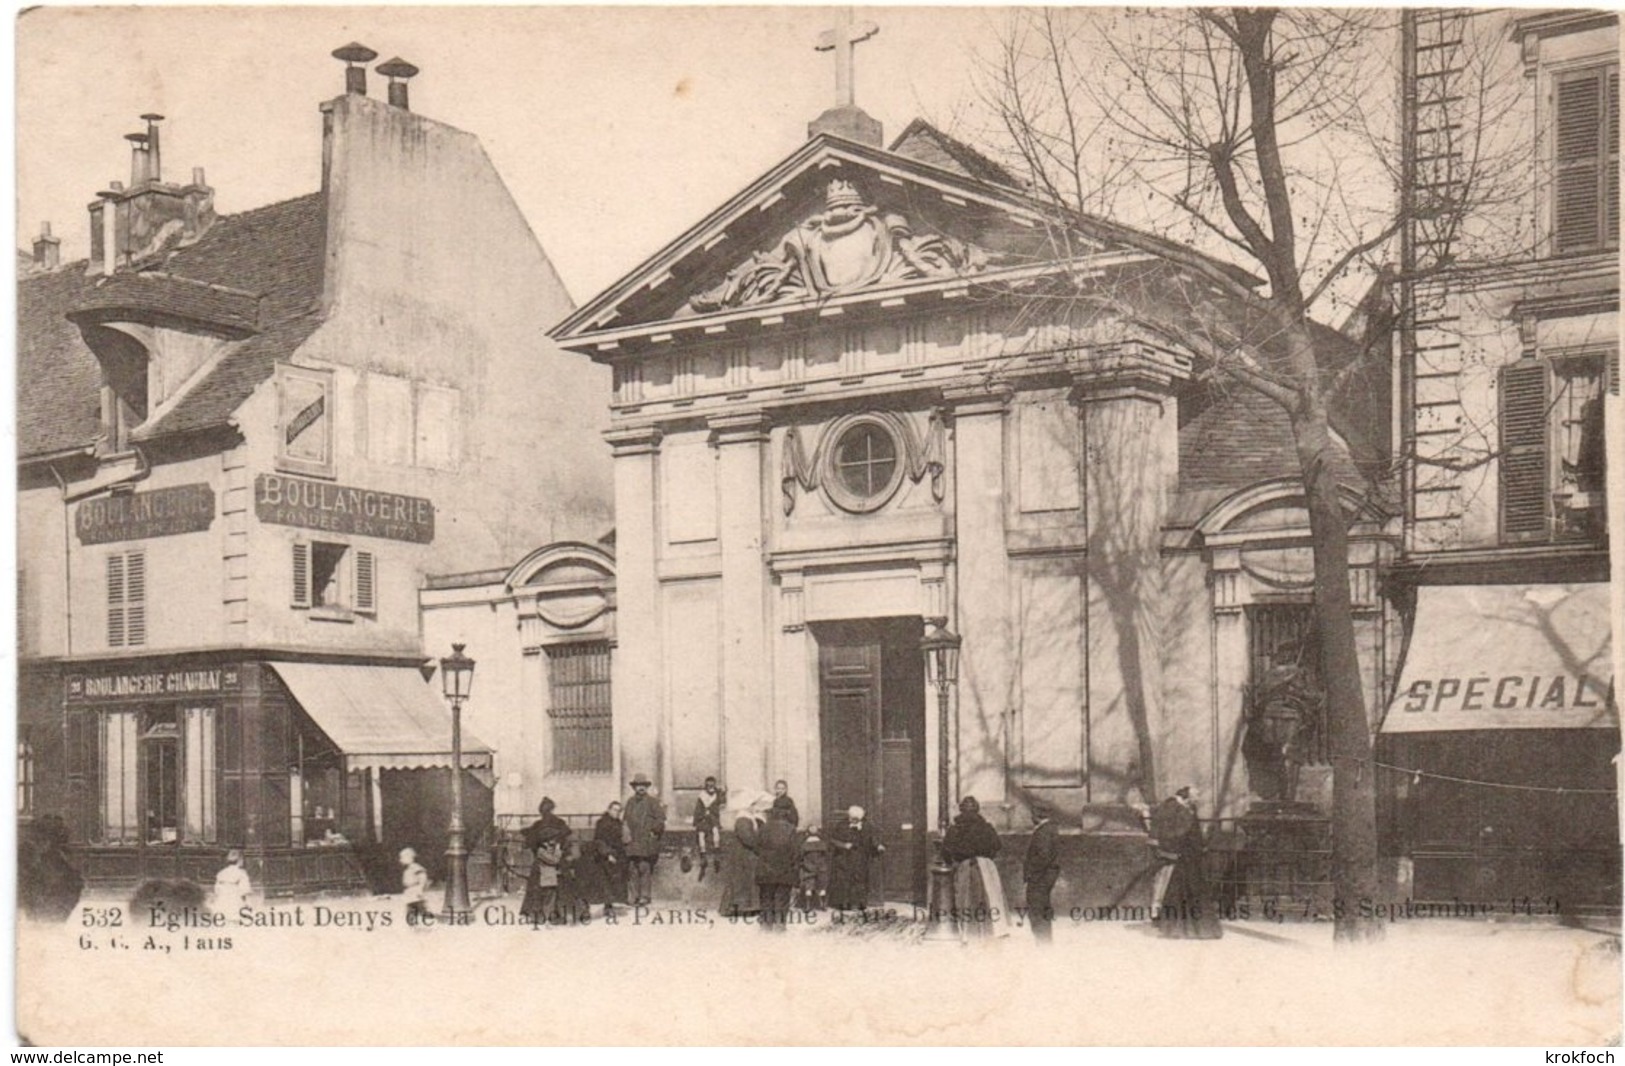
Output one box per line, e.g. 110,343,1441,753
1286,334,1385,944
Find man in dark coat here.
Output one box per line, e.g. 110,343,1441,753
827,805,883,911
754,805,799,932
623,773,666,905
1023,800,1061,943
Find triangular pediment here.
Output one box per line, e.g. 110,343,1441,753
551,131,1117,349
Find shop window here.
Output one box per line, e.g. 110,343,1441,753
182,707,217,844
1500,352,1612,543
18,733,35,819
275,364,334,478
106,550,146,648
546,642,612,773
100,711,140,844
291,540,376,617
1553,64,1619,255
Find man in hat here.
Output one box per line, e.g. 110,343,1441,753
1023,801,1061,943
623,773,666,906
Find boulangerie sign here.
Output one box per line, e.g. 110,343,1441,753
74,484,215,544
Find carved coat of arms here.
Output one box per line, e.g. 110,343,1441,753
691,179,987,312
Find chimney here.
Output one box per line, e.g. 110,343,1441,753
89,116,216,274
376,57,419,110
332,42,378,96
141,113,164,181
31,222,60,271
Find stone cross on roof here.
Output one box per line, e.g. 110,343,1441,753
816,9,879,110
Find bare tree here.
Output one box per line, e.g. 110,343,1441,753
973,7,1526,942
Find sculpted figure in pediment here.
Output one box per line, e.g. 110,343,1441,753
690,179,987,312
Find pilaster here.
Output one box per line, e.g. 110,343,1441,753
943,383,1011,807
709,413,774,794
606,424,662,790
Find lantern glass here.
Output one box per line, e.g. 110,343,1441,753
441,643,475,702
919,621,962,687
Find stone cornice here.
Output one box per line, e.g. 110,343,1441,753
603,425,663,457
707,412,772,446
1070,344,1193,403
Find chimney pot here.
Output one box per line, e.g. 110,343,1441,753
332,42,378,96
192,167,207,187
376,57,419,110
33,221,61,270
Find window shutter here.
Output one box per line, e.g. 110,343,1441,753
1500,360,1551,539
1609,70,1620,244
125,552,146,646
106,553,126,647
353,550,376,614
1555,69,1609,252
291,541,311,608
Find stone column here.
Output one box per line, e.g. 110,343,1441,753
943,384,1013,823
605,425,663,793
710,413,773,795
1075,345,1188,805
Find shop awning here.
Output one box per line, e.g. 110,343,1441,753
268,662,494,772
1382,583,1616,733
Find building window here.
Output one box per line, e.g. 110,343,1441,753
824,417,904,513
18,733,35,818
276,364,335,478
1553,65,1619,254
106,550,146,648
1243,604,1327,803
416,384,461,471
1500,352,1612,543
546,642,612,773
366,373,461,470
292,541,376,616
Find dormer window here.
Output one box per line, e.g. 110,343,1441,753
90,326,149,455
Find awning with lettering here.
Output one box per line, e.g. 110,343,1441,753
268,662,494,772
1382,583,1616,733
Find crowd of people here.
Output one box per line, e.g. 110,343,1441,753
175,775,1225,943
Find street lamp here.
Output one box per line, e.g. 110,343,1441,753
440,643,475,921
920,617,961,942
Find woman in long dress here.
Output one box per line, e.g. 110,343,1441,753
940,795,1010,938
520,797,571,923
827,805,883,912
1157,786,1223,939
721,792,771,919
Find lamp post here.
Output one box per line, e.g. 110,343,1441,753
920,617,961,942
440,643,475,921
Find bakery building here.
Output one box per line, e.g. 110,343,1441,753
17,50,611,895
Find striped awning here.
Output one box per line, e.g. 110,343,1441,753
268,661,493,772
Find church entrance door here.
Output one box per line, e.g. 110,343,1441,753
815,617,927,906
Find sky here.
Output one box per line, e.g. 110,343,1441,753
15,5,1009,304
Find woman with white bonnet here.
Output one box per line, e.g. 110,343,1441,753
828,804,884,911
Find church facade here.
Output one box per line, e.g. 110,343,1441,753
552,115,1397,902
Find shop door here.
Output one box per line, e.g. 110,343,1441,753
816,618,926,905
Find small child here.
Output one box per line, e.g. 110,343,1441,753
797,825,830,911
400,846,429,925
212,848,252,921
